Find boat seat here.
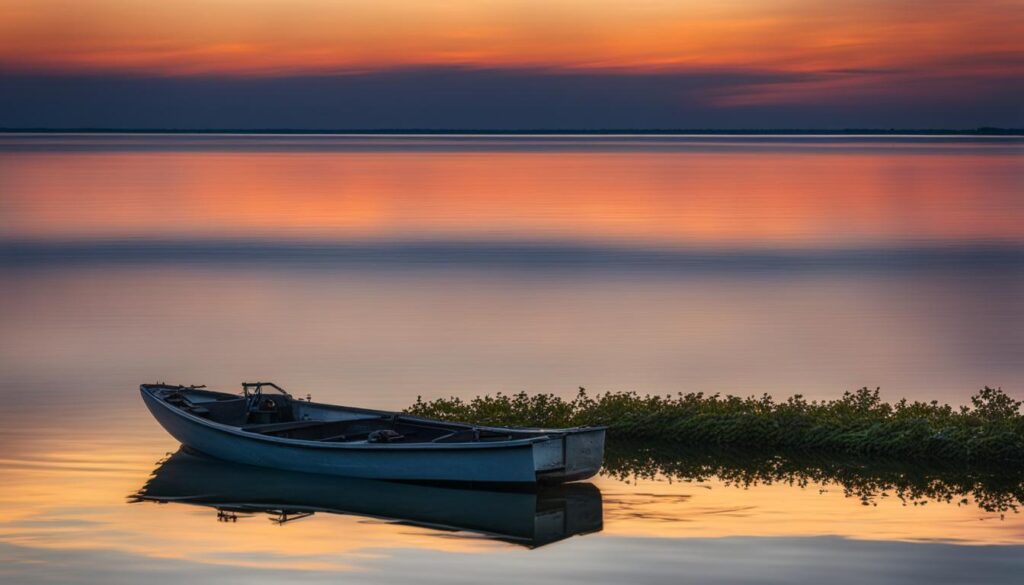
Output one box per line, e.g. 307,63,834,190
322,430,419,443
182,394,223,404
241,420,330,434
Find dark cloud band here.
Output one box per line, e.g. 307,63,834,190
1,67,1020,129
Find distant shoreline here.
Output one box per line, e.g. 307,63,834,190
1,127,1022,136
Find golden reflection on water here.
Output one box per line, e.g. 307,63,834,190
596,477,1023,545
1,422,1022,578
0,440,504,572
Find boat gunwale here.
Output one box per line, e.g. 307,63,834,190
140,385,604,451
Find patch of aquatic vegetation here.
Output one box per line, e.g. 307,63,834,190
602,442,1024,515
407,386,1024,465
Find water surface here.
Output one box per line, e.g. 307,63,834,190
1,135,1022,583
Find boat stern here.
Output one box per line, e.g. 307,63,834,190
533,427,606,484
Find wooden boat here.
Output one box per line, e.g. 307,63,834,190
132,448,603,548
140,382,605,483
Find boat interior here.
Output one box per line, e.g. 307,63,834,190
147,383,552,444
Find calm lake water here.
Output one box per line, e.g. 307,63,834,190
1,134,1023,583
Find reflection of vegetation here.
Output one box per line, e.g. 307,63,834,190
408,387,1024,465
602,441,1024,515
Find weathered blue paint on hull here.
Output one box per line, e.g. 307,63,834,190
141,387,604,483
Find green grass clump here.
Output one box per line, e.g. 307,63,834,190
406,386,1024,465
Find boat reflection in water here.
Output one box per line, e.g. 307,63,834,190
131,449,603,548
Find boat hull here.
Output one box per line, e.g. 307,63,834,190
141,387,604,483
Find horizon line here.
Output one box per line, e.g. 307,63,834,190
2,127,1022,136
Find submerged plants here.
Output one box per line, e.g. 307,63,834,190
407,386,1024,465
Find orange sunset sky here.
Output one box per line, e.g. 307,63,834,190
0,0,1022,128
